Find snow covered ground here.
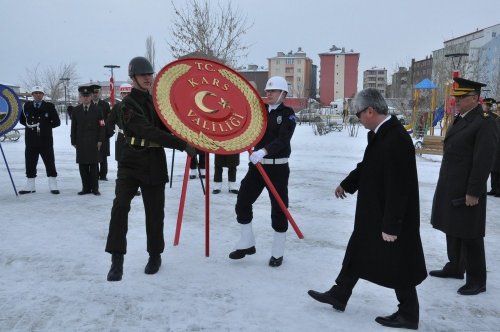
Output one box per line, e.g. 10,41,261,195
1,120,499,331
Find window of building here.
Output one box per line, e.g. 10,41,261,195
286,58,294,65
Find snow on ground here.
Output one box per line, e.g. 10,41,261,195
0,120,499,331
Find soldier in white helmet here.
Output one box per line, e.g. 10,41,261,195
230,76,297,267
19,86,61,194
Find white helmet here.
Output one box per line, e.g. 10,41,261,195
119,83,132,93
31,86,45,94
265,76,288,93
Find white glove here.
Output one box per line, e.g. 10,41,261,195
250,149,266,164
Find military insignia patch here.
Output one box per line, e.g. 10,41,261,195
277,115,282,124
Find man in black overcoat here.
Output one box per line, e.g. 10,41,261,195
308,88,427,330
429,78,498,296
91,84,111,181
71,86,105,195
482,98,500,197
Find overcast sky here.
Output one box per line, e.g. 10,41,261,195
1,0,499,89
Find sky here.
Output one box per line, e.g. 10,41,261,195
1,0,500,89
1,121,499,331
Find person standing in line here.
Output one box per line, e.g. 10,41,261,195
71,86,105,196
212,153,240,194
91,84,111,181
19,86,61,195
105,56,195,282
229,76,296,268
482,98,500,197
308,88,426,330
189,150,206,179
429,78,498,296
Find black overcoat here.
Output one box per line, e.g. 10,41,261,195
340,116,427,289
491,113,500,172
95,99,111,157
431,105,498,238
70,104,105,164
20,101,60,146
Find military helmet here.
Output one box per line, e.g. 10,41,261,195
265,76,288,93
128,56,154,77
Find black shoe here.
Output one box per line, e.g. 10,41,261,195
78,190,91,195
135,190,141,196
144,255,162,275
92,190,101,196
50,189,60,194
200,174,206,179
212,189,221,194
375,312,418,330
495,194,500,198
99,177,108,181
269,256,283,267
307,290,346,312
429,269,464,279
107,253,124,282
19,190,36,194
229,189,239,194
229,246,256,259
457,283,486,295
189,175,196,179
487,190,496,196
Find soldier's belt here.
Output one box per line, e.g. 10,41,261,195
260,158,288,165
126,136,161,148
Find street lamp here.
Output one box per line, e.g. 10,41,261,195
104,64,120,107
59,77,70,125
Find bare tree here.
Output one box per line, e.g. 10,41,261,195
22,63,79,102
168,0,253,67
145,35,156,72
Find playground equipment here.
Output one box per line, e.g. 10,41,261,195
411,79,437,138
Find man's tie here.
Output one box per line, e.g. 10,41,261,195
368,131,375,143
35,102,40,109
453,115,461,125
84,105,88,113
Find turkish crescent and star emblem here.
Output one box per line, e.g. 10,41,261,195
152,58,267,155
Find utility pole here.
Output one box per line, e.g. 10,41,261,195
104,65,120,107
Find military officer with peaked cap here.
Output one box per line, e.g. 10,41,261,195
71,86,106,195
482,98,500,196
430,77,498,295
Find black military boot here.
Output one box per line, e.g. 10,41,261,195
144,255,162,275
107,253,124,282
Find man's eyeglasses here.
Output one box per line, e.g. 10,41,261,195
356,107,369,118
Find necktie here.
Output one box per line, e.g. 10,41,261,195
368,131,375,143
453,115,461,125
35,102,40,109
84,105,88,113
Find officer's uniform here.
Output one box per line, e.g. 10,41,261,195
91,86,111,180
235,102,297,232
105,87,189,256
20,99,60,178
70,86,105,194
430,78,498,294
483,98,500,196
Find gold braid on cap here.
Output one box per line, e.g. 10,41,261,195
155,64,265,153
0,89,21,134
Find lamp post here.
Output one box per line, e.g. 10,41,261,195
59,77,70,125
104,65,120,107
